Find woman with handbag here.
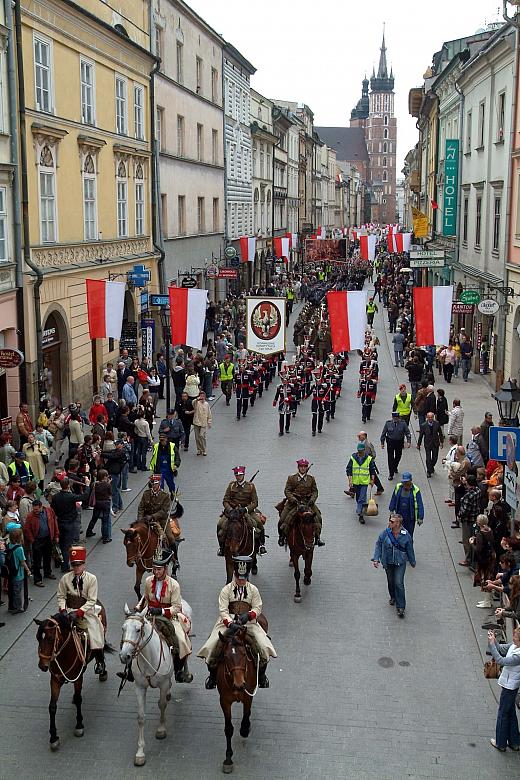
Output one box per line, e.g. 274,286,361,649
371,514,416,618
487,626,520,752
22,434,48,491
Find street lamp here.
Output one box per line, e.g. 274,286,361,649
159,308,172,412
492,378,520,425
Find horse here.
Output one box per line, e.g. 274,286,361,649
119,602,192,767
223,508,259,584
122,520,180,599
287,505,316,603
215,623,262,774
34,610,108,751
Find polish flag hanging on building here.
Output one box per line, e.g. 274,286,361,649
239,236,256,263
360,234,377,262
318,225,326,239
286,232,298,249
86,279,125,339
387,233,397,253
350,229,358,241
273,236,290,262
326,290,367,352
413,285,454,346
169,286,207,349
394,232,412,253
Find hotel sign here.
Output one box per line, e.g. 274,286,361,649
443,139,459,237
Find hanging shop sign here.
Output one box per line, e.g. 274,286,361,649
460,290,481,305
0,348,24,369
443,139,459,237
452,302,474,314
181,277,198,288
218,268,238,279
477,298,500,316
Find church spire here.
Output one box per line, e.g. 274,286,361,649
377,28,388,79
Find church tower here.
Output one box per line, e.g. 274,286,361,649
367,31,397,224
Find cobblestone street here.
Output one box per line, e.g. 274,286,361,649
0,301,517,779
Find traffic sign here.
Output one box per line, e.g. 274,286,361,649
229,256,240,267
504,465,518,509
477,299,499,315
0,348,24,369
150,294,169,307
489,426,520,461
459,290,481,305
181,276,197,288
140,291,148,309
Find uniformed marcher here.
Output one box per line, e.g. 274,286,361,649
235,360,250,420
198,556,277,689
137,475,177,550
278,459,324,545
57,545,106,676
311,370,329,436
217,466,267,556
273,374,293,436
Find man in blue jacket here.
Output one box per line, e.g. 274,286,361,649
372,514,416,618
388,472,424,538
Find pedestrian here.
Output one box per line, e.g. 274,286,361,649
392,383,412,424
0,433,16,465
133,410,153,471
6,526,30,613
156,353,167,399
121,375,138,406
119,432,132,492
146,367,161,413
480,412,494,452
460,335,474,381
470,514,496,608
86,468,112,543
435,388,449,432
417,411,444,477
99,374,112,403
218,353,234,406
447,398,464,445
176,391,194,452
486,625,520,752
404,356,424,399
455,474,481,567
366,297,378,326
22,499,59,587
413,380,429,427
388,472,424,538
22,433,48,491
50,477,84,569
101,439,126,514
67,412,84,461
88,395,108,426
116,361,130,398
440,344,456,383
15,403,33,447
357,431,384,495
391,329,405,367
346,442,376,523
371,514,416,618
380,411,411,481
192,390,212,456
488,489,511,560
466,426,486,469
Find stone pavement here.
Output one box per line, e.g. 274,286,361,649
0,297,518,779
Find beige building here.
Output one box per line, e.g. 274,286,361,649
250,89,275,284
19,0,158,409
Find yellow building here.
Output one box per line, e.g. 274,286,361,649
19,0,158,409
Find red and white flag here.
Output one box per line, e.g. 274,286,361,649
360,234,377,262
413,285,454,346
239,236,256,263
326,290,367,352
86,279,125,339
274,236,290,262
395,232,412,253
169,287,207,349
286,232,298,249
318,225,326,239
387,233,397,253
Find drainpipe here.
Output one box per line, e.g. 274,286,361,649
14,0,43,404
5,0,24,398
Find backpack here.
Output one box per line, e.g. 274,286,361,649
4,544,22,578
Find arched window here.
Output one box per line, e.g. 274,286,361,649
382,171,387,182
253,187,259,231
383,157,387,167
84,154,95,174
384,115,388,126
383,142,387,153
384,128,388,139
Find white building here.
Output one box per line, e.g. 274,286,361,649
153,0,225,289
250,89,276,284
286,115,301,235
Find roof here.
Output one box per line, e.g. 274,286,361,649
314,127,369,163
223,42,256,75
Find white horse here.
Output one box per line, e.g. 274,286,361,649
120,600,193,767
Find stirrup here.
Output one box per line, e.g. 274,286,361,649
205,673,217,690
175,668,193,684
258,672,269,689
278,535,286,547
258,545,268,556
315,538,325,547
216,547,225,557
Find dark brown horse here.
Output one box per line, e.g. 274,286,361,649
34,611,108,750
215,623,263,774
287,505,316,603
122,521,179,598
223,509,259,584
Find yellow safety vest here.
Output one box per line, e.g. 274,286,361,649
149,442,176,472
350,455,372,485
219,362,234,381
367,302,376,314
287,289,294,301
394,393,412,416
394,483,420,520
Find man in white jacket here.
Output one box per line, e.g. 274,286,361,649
192,391,212,456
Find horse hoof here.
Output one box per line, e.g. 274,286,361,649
99,671,108,682
240,727,250,738
74,728,84,737
294,595,302,603
166,692,171,701
304,578,311,586
155,729,167,740
222,762,233,774
289,561,294,567
251,565,258,576
50,739,60,751
134,755,146,767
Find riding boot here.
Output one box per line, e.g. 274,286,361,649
258,663,269,688
278,533,286,547
117,662,134,682
217,544,225,557
258,529,268,556
174,655,193,683
315,535,325,547
205,666,217,689
94,649,106,675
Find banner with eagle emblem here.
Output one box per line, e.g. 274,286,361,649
246,297,286,356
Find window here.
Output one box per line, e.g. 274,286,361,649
212,197,219,232
177,195,186,235
177,114,184,157
156,107,164,152
260,144,264,178
463,196,469,243
497,92,506,141
80,58,95,125
197,196,205,232
196,123,204,161
475,195,482,247
134,85,144,140
211,67,218,102
34,36,52,113
383,142,387,153
160,193,168,237
39,146,56,243
196,56,203,94
383,157,387,167
154,25,162,59
383,128,388,139
135,166,145,236
212,129,218,165
0,188,7,261
466,111,472,152
493,196,501,252
176,42,183,84
115,76,127,135
83,154,97,241
478,101,485,147
116,161,128,237
382,171,387,182
384,115,388,125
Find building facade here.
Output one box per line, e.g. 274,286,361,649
250,89,275,284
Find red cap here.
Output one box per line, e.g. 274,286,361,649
233,466,246,476
297,458,309,467
69,546,86,564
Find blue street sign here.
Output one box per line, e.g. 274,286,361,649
489,426,520,462
140,292,149,309
150,294,170,307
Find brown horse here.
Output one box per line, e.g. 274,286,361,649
34,611,108,750
223,509,259,584
215,623,263,774
287,505,316,603
122,521,179,598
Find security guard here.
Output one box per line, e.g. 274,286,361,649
149,432,178,495
219,354,234,406
346,442,376,523
366,297,378,326
392,384,413,425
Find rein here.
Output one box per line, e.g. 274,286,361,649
126,524,154,570
223,645,260,698
38,618,88,684
121,615,172,681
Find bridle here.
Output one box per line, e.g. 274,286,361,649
120,614,172,681
37,617,88,684
222,632,260,698
125,523,153,569
296,510,316,552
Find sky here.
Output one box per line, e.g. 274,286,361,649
189,0,506,172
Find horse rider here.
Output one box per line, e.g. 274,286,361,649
277,458,324,546
57,545,106,677
119,549,193,684
149,432,179,495
217,466,267,557
137,474,178,551
198,555,277,690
